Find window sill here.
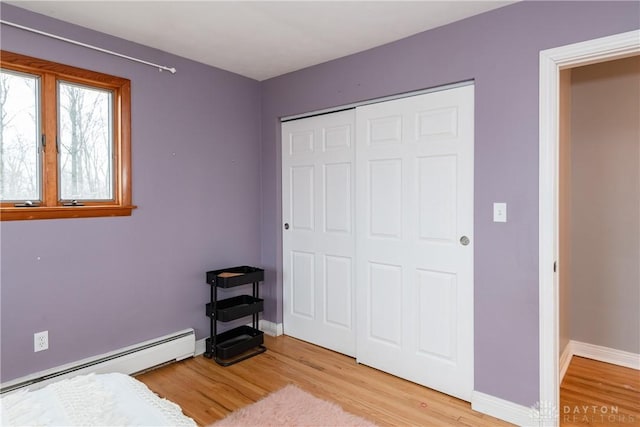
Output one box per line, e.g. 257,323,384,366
0,205,137,221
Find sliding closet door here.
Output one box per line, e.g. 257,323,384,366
355,85,474,401
282,110,356,357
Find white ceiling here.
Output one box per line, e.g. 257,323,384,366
7,1,516,81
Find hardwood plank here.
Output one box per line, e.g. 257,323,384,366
136,335,512,426
560,356,640,427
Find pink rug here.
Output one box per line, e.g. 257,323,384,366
211,384,376,427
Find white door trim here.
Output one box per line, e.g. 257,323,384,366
538,29,640,427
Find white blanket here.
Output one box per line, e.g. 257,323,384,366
1,373,196,427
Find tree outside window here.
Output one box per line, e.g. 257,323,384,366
0,51,133,221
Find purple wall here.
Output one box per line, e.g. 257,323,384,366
1,0,638,410
0,4,261,381
259,1,640,406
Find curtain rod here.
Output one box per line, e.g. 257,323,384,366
0,19,177,74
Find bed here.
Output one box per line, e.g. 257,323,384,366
1,372,196,426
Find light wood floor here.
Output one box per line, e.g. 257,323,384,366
560,356,640,427
136,336,640,427
136,335,511,426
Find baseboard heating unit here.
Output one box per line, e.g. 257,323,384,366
1,328,195,394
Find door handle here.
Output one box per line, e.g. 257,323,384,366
284,223,290,230
460,236,470,246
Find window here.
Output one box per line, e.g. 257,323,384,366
0,51,134,220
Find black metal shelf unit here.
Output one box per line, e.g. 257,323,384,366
204,266,266,366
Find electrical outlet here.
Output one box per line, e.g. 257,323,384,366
34,331,48,352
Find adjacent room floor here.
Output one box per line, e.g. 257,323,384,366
560,356,640,427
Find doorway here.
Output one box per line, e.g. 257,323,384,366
558,55,639,424
539,29,640,425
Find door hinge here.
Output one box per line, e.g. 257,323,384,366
553,261,557,273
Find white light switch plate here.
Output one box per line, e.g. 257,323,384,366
493,202,507,222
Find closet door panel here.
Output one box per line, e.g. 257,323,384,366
291,250,315,319
417,155,457,242
324,162,351,234
356,85,474,401
290,166,315,231
282,110,356,357
368,159,403,239
324,254,352,329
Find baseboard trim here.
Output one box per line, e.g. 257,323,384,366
472,391,542,427
571,340,640,370
559,341,573,382
1,329,195,394
195,338,206,356
259,320,283,336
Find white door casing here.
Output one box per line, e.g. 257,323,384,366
355,85,475,401
282,110,356,357
538,30,640,427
